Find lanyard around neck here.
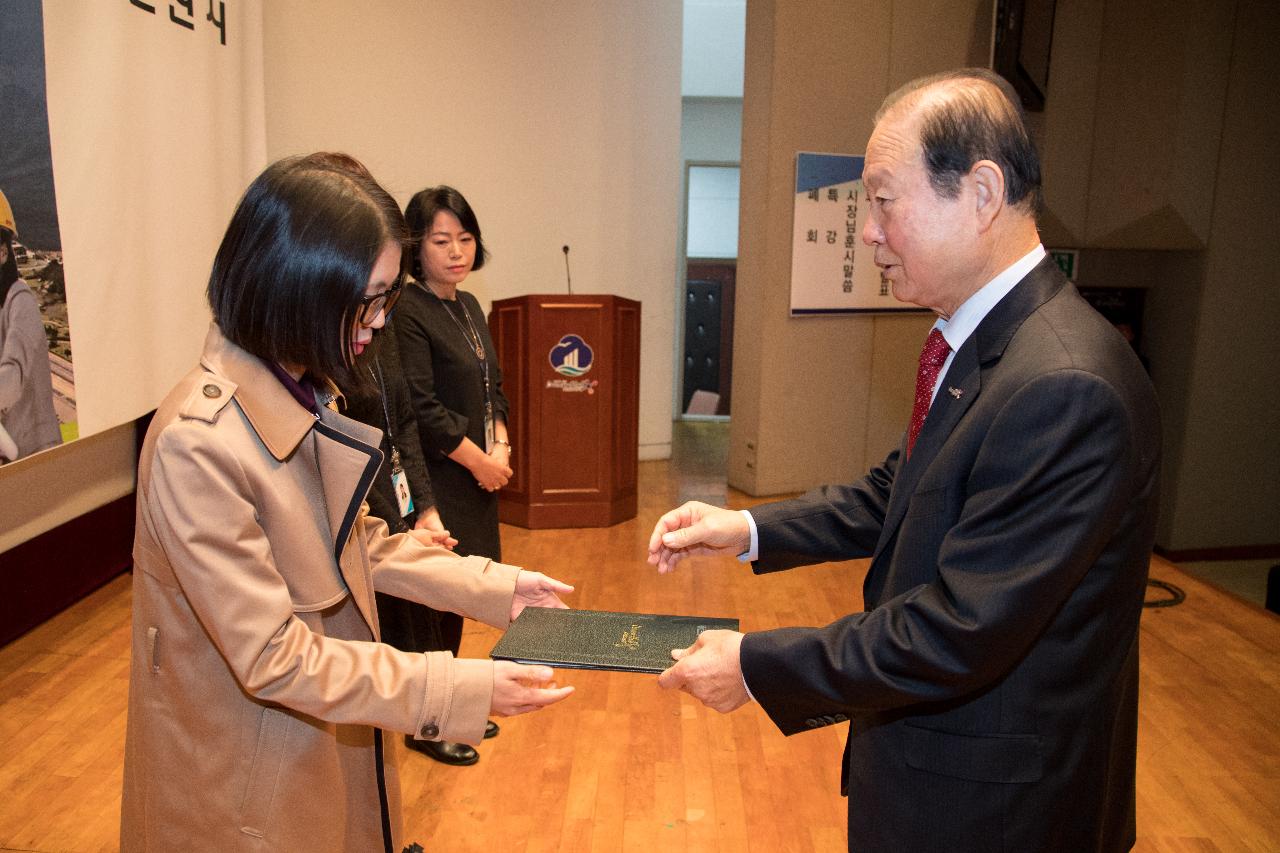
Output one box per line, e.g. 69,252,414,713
422,283,496,423
430,286,487,362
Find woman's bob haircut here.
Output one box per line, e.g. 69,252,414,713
207,153,407,386
403,185,489,282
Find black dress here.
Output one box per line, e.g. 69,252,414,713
394,282,509,651
338,332,450,652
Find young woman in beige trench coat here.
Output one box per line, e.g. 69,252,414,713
120,154,575,852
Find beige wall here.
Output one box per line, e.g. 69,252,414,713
261,0,683,460
1146,0,1280,549
1038,0,1233,250
729,0,991,495
1034,0,1278,550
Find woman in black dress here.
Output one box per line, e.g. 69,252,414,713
395,186,512,765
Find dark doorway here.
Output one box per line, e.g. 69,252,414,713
682,260,735,416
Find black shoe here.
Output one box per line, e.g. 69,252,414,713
484,720,500,739
405,736,478,766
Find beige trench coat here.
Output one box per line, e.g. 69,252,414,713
121,326,519,852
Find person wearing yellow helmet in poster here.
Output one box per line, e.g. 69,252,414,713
0,188,61,462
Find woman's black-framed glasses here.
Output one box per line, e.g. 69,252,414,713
358,276,403,326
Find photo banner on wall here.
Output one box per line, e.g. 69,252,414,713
788,151,927,316
0,1,71,464
38,0,266,440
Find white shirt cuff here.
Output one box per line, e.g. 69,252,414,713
736,510,757,701
737,509,759,562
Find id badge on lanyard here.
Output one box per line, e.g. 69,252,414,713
390,446,414,517
482,360,496,452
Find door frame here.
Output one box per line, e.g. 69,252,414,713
676,159,739,421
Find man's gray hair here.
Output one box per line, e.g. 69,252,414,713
878,68,1042,214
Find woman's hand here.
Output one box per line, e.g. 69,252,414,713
471,451,512,492
488,442,511,471
491,662,574,716
510,570,574,621
449,437,512,492
413,507,458,550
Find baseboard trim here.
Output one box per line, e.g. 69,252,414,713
0,493,134,648
1154,543,1280,563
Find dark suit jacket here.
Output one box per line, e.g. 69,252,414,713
740,259,1160,853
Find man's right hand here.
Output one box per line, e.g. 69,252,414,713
646,501,751,574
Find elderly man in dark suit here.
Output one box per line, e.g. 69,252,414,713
647,68,1160,853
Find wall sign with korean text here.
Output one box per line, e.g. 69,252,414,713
789,151,924,315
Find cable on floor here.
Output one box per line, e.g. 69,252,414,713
1144,578,1186,608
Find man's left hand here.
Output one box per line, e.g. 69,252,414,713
511,571,574,621
658,630,750,713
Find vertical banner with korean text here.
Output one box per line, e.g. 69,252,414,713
40,1,266,438
789,151,924,316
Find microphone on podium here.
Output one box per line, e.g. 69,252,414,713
562,244,573,295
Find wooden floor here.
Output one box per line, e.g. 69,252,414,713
1,422,1277,852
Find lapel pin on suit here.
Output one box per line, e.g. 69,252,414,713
948,387,963,399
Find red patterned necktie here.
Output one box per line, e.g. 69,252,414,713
907,329,951,457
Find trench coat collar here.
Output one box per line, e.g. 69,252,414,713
199,324,318,461
312,408,384,633
200,324,388,633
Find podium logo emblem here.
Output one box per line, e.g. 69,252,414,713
549,334,594,377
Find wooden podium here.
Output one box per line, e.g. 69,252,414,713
489,294,640,528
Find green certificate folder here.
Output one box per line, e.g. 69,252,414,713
490,607,740,674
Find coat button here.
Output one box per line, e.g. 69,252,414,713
421,723,439,738
202,384,221,398
805,718,818,728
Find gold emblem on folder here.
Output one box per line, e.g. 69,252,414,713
614,624,642,650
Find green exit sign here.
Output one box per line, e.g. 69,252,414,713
1049,249,1079,282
